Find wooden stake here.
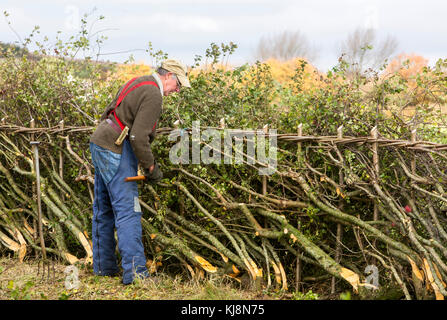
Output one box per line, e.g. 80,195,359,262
297,124,303,162
294,220,302,292
296,124,303,292
371,126,379,222
411,128,417,173
332,125,344,294
59,120,65,200
262,124,268,196
30,119,37,242
370,126,379,265
219,118,225,130
411,127,417,208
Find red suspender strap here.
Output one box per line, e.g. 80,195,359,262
109,78,160,131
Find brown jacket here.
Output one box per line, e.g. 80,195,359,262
90,75,162,169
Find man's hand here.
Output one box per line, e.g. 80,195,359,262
143,161,163,184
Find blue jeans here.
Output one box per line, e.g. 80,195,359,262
90,139,148,284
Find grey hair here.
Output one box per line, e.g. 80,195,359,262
156,67,178,81
156,67,169,75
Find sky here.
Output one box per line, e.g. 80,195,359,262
1,0,446,71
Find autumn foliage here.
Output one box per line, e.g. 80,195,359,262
384,53,429,92
109,58,326,93
263,58,325,90
385,53,428,80
109,61,153,82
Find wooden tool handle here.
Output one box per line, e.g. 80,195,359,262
124,175,146,182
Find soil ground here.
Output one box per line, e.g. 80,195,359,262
0,257,283,300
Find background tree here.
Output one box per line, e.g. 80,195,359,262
385,53,428,80
338,27,398,77
384,53,433,112
253,30,318,63
263,57,324,92
0,42,28,57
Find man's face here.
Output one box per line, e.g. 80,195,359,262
163,72,181,96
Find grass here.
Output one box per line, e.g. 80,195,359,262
0,257,273,300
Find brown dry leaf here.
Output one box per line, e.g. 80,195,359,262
146,259,158,273
407,256,426,297
433,264,447,288
423,258,444,300
407,256,424,281
194,255,218,273
340,267,360,292
155,246,162,253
